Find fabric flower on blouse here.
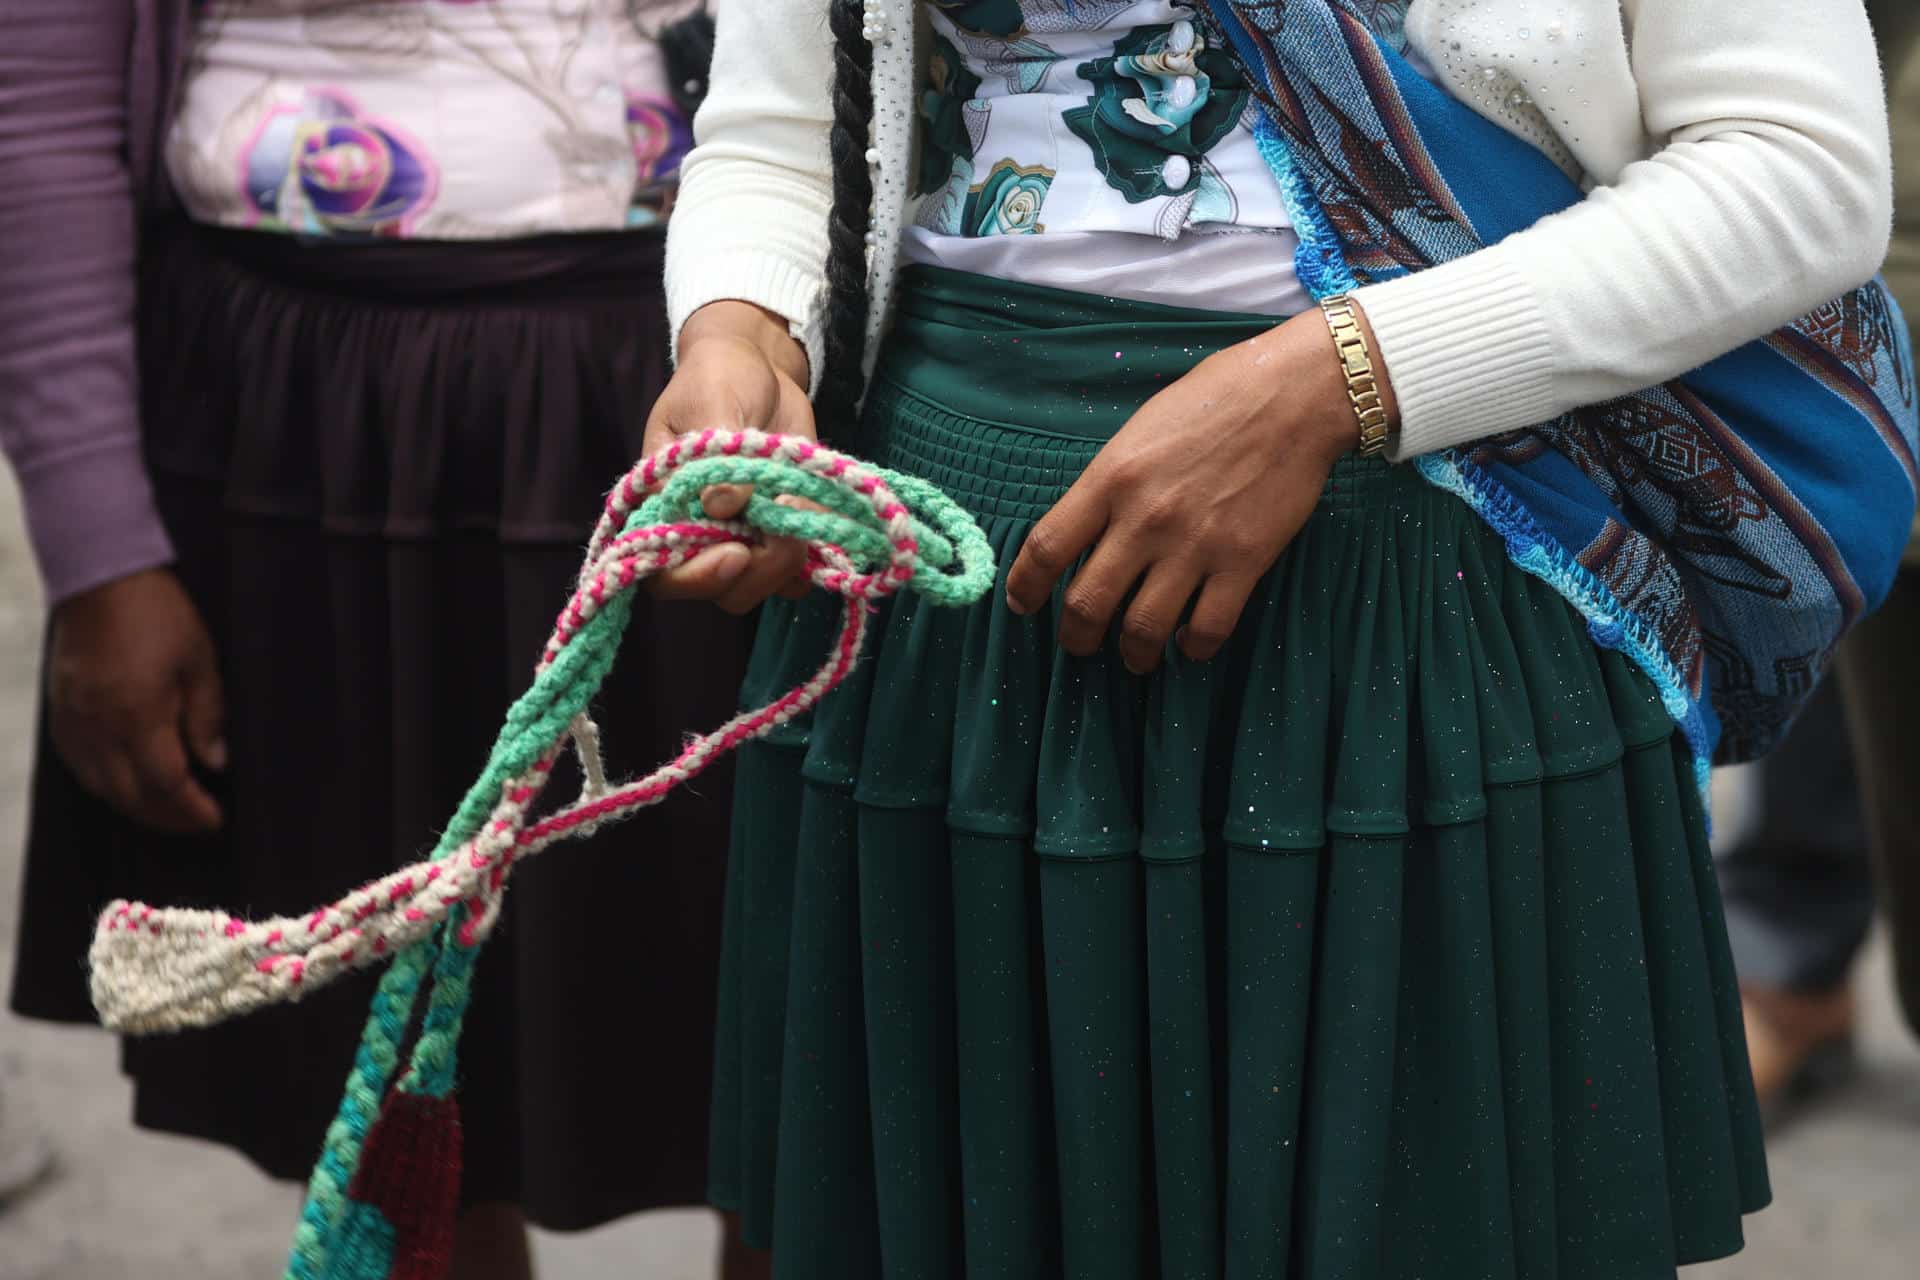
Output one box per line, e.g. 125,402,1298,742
917,36,988,196
930,0,1029,39
1063,23,1247,202
242,89,437,236
964,160,1053,235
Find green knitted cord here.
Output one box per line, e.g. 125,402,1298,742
281,450,994,1280
287,942,434,1277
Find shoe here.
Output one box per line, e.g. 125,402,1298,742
1742,983,1859,1123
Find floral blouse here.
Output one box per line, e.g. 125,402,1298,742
166,0,705,240
905,0,1308,314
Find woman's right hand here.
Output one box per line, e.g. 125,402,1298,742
642,300,819,613
47,567,226,833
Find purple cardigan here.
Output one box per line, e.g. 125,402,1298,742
1,0,189,603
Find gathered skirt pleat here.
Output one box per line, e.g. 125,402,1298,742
9,222,753,1227
706,267,1769,1279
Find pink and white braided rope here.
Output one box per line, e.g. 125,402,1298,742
90,429,953,1034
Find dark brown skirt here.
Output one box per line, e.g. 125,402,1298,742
7,222,752,1229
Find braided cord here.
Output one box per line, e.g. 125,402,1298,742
293,602,635,1278
285,600,642,1279
86,432,994,1280
285,941,434,1279
398,912,479,1101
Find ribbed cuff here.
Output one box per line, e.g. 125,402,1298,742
1353,248,1560,460
665,250,827,394
18,437,174,606
665,161,831,395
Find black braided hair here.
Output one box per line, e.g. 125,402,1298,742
816,0,877,438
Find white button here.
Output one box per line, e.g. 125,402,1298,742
1161,155,1192,189
1169,75,1198,109
1167,19,1196,53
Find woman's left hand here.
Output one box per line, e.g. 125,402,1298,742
1003,306,1394,675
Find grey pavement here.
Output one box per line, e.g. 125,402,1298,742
0,465,1915,1279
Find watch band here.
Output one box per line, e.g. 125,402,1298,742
1318,294,1391,458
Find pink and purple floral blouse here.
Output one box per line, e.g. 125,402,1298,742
166,0,705,239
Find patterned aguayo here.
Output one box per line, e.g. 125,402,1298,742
1208,0,1920,768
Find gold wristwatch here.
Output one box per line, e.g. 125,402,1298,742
1318,294,1391,458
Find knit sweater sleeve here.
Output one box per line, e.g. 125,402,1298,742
663,0,836,383
0,0,175,604
1364,0,1894,460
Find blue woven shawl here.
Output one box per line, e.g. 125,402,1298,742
1207,0,1920,790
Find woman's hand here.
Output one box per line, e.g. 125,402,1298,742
1003,305,1396,674
642,301,817,613
47,567,226,833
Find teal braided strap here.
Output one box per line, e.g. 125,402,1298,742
84,432,994,1280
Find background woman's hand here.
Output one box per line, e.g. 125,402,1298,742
1004,306,1396,674
47,567,226,833
642,300,817,613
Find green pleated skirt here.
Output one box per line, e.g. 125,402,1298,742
709,267,1768,1279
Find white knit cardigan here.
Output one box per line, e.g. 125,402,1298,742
666,0,1893,458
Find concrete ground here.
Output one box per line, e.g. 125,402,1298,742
1,464,1915,1279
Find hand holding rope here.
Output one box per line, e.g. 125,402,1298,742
90,428,995,1033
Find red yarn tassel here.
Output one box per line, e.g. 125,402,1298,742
345,1092,464,1280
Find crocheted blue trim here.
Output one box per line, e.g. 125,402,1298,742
1251,112,1357,299
1244,99,1719,819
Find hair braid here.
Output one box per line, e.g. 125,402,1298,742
817,0,877,438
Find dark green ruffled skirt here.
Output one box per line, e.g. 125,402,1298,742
710,268,1768,1279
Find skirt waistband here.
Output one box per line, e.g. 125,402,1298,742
156,220,666,305
878,265,1278,441
866,266,1398,523
137,217,670,543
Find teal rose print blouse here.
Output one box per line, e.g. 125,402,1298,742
913,0,1294,246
